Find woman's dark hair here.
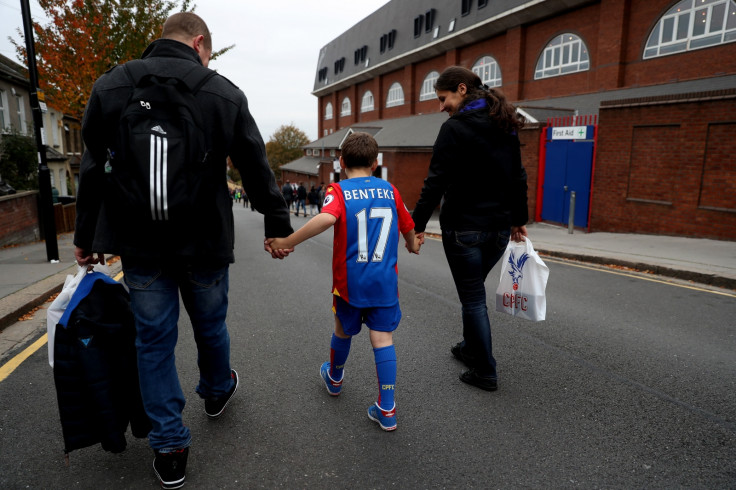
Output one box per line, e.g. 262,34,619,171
435,66,524,133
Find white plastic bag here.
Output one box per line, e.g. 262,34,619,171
495,238,549,321
47,263,111,367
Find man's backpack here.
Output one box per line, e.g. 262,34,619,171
107,59,217,223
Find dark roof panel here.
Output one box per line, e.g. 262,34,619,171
313,0,594,96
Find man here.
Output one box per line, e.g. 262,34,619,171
74,12,292,489
281,179,294,210
295,181,307,217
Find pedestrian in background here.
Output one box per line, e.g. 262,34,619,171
73,12,292,488
307,185,320,216
295,181,307,217
411,66,528,392
269,132,420,431
281,179,294,211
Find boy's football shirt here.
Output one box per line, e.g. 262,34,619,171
321,176,414,308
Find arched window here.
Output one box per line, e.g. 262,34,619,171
644,0,736,58
419,71,439,101
472,56,502,87
361,91,375,112
534,33,590,79
386,82,404,107
340,97,351,117
324,102,333,120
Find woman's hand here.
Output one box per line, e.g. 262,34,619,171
511,225,527,243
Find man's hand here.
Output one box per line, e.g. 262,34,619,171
74,246,105,267
264,238,293,259
405,234,421,254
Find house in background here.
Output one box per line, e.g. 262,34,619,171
0,53,82,199
62,114,84,195
0,52,33,184
307,0,736,240
43,104,76,198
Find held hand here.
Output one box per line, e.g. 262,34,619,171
511,225,528,243
416,232,426,245
264,238,293,259
74,246,105,267
405,236,421,255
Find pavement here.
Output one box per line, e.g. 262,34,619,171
0,212,734,354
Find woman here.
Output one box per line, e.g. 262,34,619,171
412,66,529,391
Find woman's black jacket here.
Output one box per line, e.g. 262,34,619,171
412,106,528,233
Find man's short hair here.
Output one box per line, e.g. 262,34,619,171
341,132,378,168
162,12,212,51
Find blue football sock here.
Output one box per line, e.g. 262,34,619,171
329,334,351,381
373,345,397,410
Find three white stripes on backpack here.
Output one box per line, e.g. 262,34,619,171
149,134,169,221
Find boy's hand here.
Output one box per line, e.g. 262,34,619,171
264,238,293,259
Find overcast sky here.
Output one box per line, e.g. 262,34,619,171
0,0,390,142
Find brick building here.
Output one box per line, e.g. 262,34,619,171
292,0,736,240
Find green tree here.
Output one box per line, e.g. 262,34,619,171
0,132,38,191
11,0,233,120
265,124,310,180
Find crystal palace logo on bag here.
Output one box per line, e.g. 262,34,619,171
507,250,530,291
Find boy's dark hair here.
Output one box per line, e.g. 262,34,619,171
340,132,378,168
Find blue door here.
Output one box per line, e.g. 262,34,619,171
540,126,595,227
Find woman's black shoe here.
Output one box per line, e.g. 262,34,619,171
451,342,475,367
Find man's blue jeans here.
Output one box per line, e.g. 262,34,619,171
442,230,510,378
122,259,234,451
296,198,307,215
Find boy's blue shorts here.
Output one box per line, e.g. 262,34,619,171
333,296,401,336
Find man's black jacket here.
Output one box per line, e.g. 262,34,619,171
75,39,292,264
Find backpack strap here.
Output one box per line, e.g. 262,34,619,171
122,59,150,86
180,65,217,94
122,59,216,93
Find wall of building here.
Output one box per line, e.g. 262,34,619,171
314,0,736,239
518,124,543,224
318,0,736,124
592,90,736,240
0,191,40,247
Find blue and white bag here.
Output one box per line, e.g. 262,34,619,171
495,238,549,321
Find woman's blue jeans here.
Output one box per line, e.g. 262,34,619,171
122,258,233,451
442,230,510,378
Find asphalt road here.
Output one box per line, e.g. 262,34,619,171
1,205,734,488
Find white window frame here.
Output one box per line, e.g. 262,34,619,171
361,91,375,112
386,82,404,108
324,102,333,120
472,56,502,87
0,89,8,131
534,33,590,79
340,97,351,117
15,94,28,134
419,71,439,101
644,0,736,59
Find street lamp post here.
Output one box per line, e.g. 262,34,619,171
20,0,58,262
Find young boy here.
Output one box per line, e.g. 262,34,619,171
269,132,420,431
